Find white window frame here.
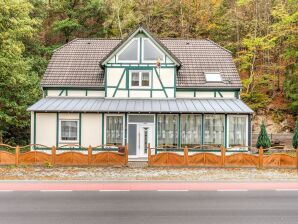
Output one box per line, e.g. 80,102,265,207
129,70,151,88
59,119,79,143
116,38,140,63
142,38,165,63
104,114,125,146
204,72,222,82
227,115,248,148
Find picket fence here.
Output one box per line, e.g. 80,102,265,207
148,144,298,168
0,144,128,166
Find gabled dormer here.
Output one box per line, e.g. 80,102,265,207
101,25,181,98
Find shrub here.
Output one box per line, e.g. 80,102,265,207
293,120,298,149
256,122,271,149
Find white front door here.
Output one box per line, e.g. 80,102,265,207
138,124,154,157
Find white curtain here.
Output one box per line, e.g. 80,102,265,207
181,114,202,147
204,115,224,145
229,116,246,147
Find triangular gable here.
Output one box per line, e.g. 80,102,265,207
100,25,181,66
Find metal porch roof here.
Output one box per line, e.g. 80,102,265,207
28,97,253,114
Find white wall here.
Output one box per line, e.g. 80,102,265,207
81,113,102,147
35,113,56,147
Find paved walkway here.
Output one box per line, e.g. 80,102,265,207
1,181,298,191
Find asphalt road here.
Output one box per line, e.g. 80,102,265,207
0,191,297,224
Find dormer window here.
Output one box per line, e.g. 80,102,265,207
117,38,139,62
142,38,164,62
204,72,222,82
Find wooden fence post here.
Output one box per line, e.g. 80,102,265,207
184,146,189,166
88,145,92,165
296,148,298,169
259,147,264,168
125,144,128,166
15,146,20,166
51,146,56,165
220,146,226,167
148,143,151,166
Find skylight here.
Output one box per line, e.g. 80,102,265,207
204,72,222,82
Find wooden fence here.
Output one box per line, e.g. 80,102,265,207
148,144,298,168
0,144,128,166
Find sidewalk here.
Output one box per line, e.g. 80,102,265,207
0,166,297,181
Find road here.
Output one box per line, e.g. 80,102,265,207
0,190,297,224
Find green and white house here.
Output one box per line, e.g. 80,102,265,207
28,25,253,159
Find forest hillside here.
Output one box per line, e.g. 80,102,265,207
0,0,297,145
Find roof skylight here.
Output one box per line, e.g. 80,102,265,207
204,72,222,82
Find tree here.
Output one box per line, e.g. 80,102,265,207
0,0,41,145
293,120,298,149
256,122,271,149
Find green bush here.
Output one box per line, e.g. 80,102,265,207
256,122,271,149
293,120,298,149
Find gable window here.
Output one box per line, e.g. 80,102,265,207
130,71,151,88
204,72,222,82
60,120,79,142
117,38,139,62
142,38,164,62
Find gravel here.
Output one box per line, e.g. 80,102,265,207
0,166,297,181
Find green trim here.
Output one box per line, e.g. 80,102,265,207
106,65,176,68
155,114,158,148
66,90,68,96
218,91,223,97
174,68,177,98
112,69,126,97
85,90,88,96
124,113,127,144
44,89,48,97
101,113,104,148
33,112,36,146
214,92,216,97
178,114,181,147
150,68,153,98
201,114,204,145
59,90,64,96
104,68,107,97
43,87,104,91
79,113,82,146
154,67,168,98
177,88,241,91
56,113,59,148
224,114,228,148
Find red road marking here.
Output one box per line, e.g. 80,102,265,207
0,182,298,191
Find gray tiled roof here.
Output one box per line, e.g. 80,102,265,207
28,97,253,114
41,38,242,88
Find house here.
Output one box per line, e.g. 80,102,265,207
28,25,253,159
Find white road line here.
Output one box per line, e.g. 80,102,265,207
40,190,73,192
217,189,248,192
0,190,14,192
157,190,189,192
99,190,130,192
275,189,298,191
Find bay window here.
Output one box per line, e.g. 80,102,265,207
181,114,202,147
228,116,247,147
204,115,224,146
106,116,124,146
157,114,178,147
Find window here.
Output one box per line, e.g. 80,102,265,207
117,39,139,62
204,72,222,82
130,71,151,88
181,114,202,147
204,115,224,146
141,72,150,86
157,114,178,146
143,39,164,61
229,116,247,147
106,116,123,146
131,72,139,86
60,120,79,142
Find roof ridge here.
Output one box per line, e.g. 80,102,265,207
206,39,232,54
